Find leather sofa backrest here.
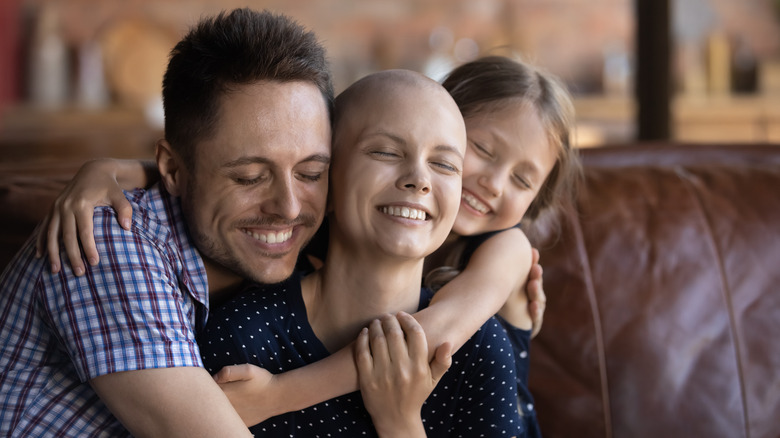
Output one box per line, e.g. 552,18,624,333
529,144,780,438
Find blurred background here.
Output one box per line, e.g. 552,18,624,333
1,0,780,165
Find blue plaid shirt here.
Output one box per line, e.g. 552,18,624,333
0,183,209,437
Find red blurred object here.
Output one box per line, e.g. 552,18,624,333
0,0,22,112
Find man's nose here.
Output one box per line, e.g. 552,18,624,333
262,175,302,220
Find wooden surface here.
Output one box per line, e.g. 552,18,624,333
0,105,160,165
574,95,780,146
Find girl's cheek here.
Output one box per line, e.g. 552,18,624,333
498,195,527,227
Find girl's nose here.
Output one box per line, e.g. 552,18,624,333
478,172,504,197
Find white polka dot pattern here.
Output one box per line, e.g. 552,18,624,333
199,277,523,436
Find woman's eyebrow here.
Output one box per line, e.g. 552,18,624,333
364,130,405,145
434,144,465,160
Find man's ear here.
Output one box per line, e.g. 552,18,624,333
156,139,184,196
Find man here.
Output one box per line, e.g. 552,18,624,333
0,9,331,436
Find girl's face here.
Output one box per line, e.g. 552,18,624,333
452,102,558,236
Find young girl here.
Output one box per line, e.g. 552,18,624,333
429,55,579,436
37,55,579,436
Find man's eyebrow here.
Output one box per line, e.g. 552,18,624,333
304,154,331,164
223,154,331,168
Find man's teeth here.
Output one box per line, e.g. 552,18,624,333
462,192,490,214
244,229,293,244
381,206,428,221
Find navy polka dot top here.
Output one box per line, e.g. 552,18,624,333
199,274,523,437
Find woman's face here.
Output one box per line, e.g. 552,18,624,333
329,79,466,261
452,102,558,236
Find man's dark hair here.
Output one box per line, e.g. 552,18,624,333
162,8,334,168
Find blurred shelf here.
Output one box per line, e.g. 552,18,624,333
573,94,780,146
0,104,160,165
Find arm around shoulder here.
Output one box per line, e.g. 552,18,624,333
90,367,251,437
417,228,534,351
38,158,158,274
46,206,248,436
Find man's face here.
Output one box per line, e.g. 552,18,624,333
180,81,331,288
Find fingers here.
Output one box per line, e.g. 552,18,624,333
526,263,543,297
528,274,546,339
526,271,545,304
61,211,86,276
396,311,426,362
213,364,253,384
359,312,441,380
45,214,63,274
381,313,410,366
112,193,134,231
358,314,421,374
76,208,99,267
526,247,546,338
368,318,391,368
355,327,373,376
430,342,452,382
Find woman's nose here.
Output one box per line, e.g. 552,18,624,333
397,162,431,194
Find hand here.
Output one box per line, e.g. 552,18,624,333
355,312,452,437
213,364,279,427
527,248,547,338
35,158,133,275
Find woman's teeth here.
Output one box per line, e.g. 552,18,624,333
381,206,427,221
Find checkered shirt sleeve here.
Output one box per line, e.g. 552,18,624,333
41,204,206,381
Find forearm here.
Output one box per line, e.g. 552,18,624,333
271,342,359,414
114,159,159,189
414,276,509,355
251,276,509,416
91,367,251,437
418,229,532,356
374,419,426,438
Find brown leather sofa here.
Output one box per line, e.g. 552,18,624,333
0,161,86,270
529,143,780,438
1,144,779,437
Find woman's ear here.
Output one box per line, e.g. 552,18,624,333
156,139,183,196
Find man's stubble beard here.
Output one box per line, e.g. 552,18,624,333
181,183,320,285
